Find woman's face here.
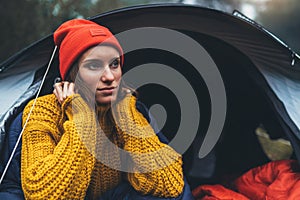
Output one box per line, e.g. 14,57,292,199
78,45,122,105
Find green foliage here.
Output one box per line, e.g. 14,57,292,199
0,0,146,62
257,0,300,54
0,0,45,62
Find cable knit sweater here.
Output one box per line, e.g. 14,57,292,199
21,94,184,199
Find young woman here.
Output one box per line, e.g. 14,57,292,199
20,19,193,199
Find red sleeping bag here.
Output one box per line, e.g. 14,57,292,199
193,160,300,200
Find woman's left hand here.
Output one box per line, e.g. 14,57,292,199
53,81,76,104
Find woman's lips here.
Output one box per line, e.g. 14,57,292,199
97,87,116,95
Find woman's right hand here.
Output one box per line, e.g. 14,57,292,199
53,81,76,104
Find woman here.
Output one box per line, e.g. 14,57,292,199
21,19,193,199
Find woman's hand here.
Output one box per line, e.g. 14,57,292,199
53,81,76,104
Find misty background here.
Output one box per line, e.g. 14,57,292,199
1,0,299,63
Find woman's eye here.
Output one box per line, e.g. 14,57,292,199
110,59,120,69
85,62,102,70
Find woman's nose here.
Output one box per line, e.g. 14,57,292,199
100,67,114,82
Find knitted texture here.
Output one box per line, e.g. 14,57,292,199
21,94,184,199
113,94,184,197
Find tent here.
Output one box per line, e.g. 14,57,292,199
1,3,300,191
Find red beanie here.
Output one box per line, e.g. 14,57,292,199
53,19,124,80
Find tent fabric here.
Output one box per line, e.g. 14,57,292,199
89,5,300,138
0,80,41,148
0,71,34,116
1,3,300,191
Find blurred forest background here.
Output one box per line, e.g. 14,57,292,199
0,0,299,63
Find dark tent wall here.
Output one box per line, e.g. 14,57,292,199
78,4,300,168
1,4,300,189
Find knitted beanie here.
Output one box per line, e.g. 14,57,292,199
53,19,124,80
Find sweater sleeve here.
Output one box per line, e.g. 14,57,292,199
113,94,184,197
21,94,97,199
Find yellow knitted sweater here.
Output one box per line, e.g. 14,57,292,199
21,94,184,199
